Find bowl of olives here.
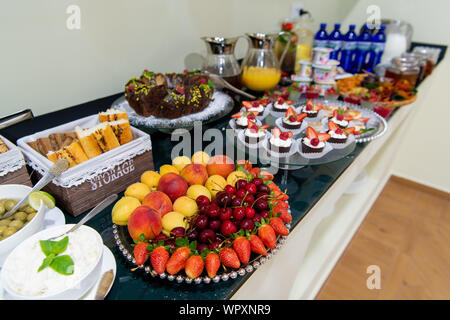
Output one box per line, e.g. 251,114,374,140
0,184,46,265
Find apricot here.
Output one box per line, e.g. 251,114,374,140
142,191,173,217
180,163,208,186
127,206,162,241
157,173,188,202
206,155,235,178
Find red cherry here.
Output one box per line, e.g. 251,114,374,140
208,219,221,231
251,178,263,186
252,101,260,108
244,194,255,205
195,215,209,230
236,179,248,190
165,240,176,252
244,207,255,219
170,227,186,238
199,229,216,243
220,220,237,237
198,204,210,215
231,197,243,207
187,230,199,241
196,195,210,207
247,113,256,120
260,210,270,219
335,128,343,134
310,137,320,146
209,241,221,251
252,213,262,224
257,184,270,194
280,132,290,141
219,207,233,220
240,219,255,231
305,104,312,111
336,113,344,121
206,204,220,218
155,234,168,241
245,183,257,194
254,198,269,212
233,207,246,221
277,97,285,104
224,185,236,195
235,189,246,199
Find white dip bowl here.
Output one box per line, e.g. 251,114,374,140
0,184,46,265
1,224,103,300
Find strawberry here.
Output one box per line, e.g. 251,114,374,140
318,133,331,142
233,236,251,264
247,112,258,120
269,217,289,236
259,98,271,106
332,109,338,118
272,204,292,223
306,126,318,139
219,247,241,269
295,113,307,122
242,101,254,110
231,111,243,119
150,246,170,274
205,252,221,278
249,234,267,256
285,106,296,119
257,223,277,249
260,171,274,182
286,100,294,105
359,117,370,123
236,159,252,171
344,127,355,135
315,102,324,111
277,97,285,104
344,116,353,122
185,255,204,279
166,247,191,275
306,100,314,110
248,120,258,133
272,127,281,139
279,131,293,141
134,241,149,266
328,120,340,131
260,124,271,131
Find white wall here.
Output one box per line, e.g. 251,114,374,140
0,0,355,118
341,0,450,192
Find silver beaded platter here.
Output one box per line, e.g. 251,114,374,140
297,98,388,143
111,91,234,133
112,211,291,285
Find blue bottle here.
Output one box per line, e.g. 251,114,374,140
352,24,373,73
368,24,387,70
314,23,328,48
328,23,342,61
339,24,357,72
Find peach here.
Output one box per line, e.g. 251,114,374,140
206,155,235,178
127,206,162,241
142,191,173,217
180,163,208,186
157,173,188,202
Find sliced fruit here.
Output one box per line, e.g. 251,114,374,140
328,120,340,131
344,127,355,135
295,113,307,122
317,133,331,142
242,101,254,110
306,127,318,139
231,111,243,119
260,124,271,131
359,117,370,123
285,106,296,118
272,127,281,139
28,191,55,210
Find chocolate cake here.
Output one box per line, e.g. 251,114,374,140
125,70,214,119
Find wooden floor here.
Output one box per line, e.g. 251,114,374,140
316,177,450,300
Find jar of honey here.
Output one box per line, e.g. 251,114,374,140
385,58,420,87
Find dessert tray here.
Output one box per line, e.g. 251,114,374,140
112,91,234,132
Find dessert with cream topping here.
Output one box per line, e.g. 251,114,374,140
329,108,352,129
327,120,355,144
231,111,259,130
270,127,294,153
242,99,271,114
244,120,270,145
301,127,330,153
301,100,323,118
272,97,294,112
282,107,307,130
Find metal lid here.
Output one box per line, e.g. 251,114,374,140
201,37,239,55
246,33,278,50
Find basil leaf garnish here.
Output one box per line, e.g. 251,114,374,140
38,253,56,272
39,236,69,256
50,255,74,276
38,236,74,275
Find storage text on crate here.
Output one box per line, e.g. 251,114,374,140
89,159,135,190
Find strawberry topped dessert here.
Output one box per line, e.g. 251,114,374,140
244,120,270,145
272,97,294,112
282,107,307,130
329,108,353,129
301,100,323,118
270,127,294,153
327,120,355,144
301,127,330,153
242,99,271,114
231,111,259,130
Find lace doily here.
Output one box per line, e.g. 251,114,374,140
0,135,26,177
17,115,153,188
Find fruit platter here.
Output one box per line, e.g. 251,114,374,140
111,70,234,133
111,152,292,284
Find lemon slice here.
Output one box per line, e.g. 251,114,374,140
28,191,56,210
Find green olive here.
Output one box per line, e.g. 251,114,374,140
4,200,17,212
0,199,6,206
0,225,6,236
27,212,36,222
13,211,27,221
3,227,17,238
24,207,36,214
0,218,11,226
0,204,5,216
9,220,24,229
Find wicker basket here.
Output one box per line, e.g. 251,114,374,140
17,115,154,217
0,135,32,187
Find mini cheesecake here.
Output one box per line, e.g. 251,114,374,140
244,120,270,145
282,107,307,130
301,127,330,153
272,97,294,112
231,111,259,130
301,100,323,118
328,120,356,143
270,127,293,153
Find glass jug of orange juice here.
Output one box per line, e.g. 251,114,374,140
241,32,292,92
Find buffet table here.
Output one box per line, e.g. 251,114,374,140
0,45,445,300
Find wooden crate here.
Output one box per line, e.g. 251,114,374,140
31,149,154,217
0,165,32,187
